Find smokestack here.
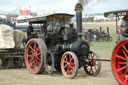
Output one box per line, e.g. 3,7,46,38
75,3,83,39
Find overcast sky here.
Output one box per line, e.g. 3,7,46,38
0,0,127,15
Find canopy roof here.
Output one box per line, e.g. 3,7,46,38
104,9,128,17
17,13,74,24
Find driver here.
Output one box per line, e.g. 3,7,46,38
118,16,128,40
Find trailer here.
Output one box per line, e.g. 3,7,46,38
0,48,24,69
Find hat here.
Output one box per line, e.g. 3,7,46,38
29,22,32,24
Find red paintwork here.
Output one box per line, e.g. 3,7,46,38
61,53,75,78
25,40,41,73
112,40,128,85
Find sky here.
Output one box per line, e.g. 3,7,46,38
0,0,127,15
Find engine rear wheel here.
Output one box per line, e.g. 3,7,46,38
112,39,128,85
84,51,101,77
25,39,47,74
61,51,79,79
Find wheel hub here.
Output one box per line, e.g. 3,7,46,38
91,61,96,66
32,54,36,58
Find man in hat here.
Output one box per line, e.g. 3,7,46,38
27,22,34,39
22,22,34,46
118,16,128,40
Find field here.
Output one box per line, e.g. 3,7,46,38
0,22,120,85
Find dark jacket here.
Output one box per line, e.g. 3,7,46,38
27,26,34,37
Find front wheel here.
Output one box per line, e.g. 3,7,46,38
84,51,101,77
61,51,79,79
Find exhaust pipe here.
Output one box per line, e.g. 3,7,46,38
75,3,83,39
58,3,90,56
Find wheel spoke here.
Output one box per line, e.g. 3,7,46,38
31,51,34,55
122,45,128,53
64,55,68,63
122,50,128,58
30,59,35,67
116,55,127,61
65,55,68,62
119,62,127,65
71,63,75,66
36,47,39,53
64,66,67,69
27,55,32,57
124,68,128,77
69,55,73,62
117,66,128,72
89,66,92,73
36,56,41,61
33,62,37,70
67,67,70,74
34,42,37,50
36,53,41,56
64,61,68,64
29,46,35,52
30,58,33,63
36,60,40,67
70,66,74,70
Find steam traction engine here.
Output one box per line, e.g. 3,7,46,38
18,3,101,78
104,10,128,84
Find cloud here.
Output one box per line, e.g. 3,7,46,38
0,0,78,15
84,0,128,14
0,0,127,15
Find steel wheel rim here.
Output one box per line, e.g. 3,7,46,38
61,52,77,78
25,40,42,73
84,51,100,76
112,40,128,84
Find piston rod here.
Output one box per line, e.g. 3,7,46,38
89,59,111,61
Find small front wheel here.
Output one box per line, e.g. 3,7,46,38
61,51,79,79
84,51,101,77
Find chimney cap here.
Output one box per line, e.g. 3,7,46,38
75,3,83,12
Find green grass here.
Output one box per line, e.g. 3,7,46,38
88,33,117,58
91,33,117,51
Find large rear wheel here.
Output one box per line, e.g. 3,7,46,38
61,51,79,79
112,39,128,85
25,39,47,74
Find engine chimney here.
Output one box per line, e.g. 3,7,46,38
75,3,83,39
58,3,90,56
